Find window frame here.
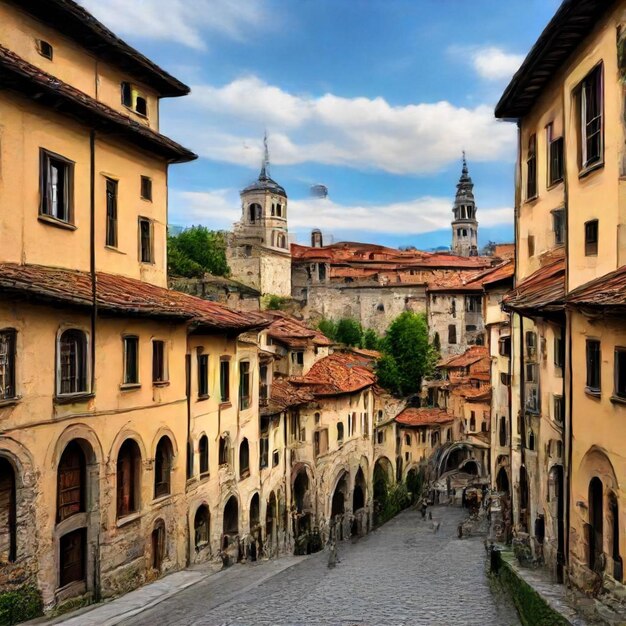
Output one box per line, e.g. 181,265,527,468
138,217,154,264
36,39,53,60
140,176,153,202
526,133,537,201
546,123,564,187
39,148,75,226
584,219,598,257
56,328,90,398
0,329,17,401
220,358,230,403
552,209,565,246
197,351,209,399
578,63,604,173
152,339,168,385
614,347,626,400
122,335,140,387
238,360,251,410
585,339,601,395
105,177,118,248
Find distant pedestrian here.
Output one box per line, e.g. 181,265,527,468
328,541,339,568
420,501,427,519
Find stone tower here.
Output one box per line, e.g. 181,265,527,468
451,153,479,257
227,135,292,298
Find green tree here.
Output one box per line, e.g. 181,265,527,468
335,318,363,346
317,318,337,340
168,226,230,278
376,311,436,396
361,328,381,350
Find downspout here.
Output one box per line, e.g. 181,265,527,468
185,350,191,567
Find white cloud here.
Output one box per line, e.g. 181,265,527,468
76,0,268,50
167,75,516,175
171,188,513,238
455,46,525,82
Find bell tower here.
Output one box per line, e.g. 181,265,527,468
227,134,292,298
451,153,479,257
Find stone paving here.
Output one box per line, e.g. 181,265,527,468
122,506,521,626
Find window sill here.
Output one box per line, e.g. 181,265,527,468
38,214,76,230
239,470,250,481
546,179,563,191
140,260,155,266
219,401,232,409
105,245,126,255
524,194,538,205
152,493,172,506
116,511,142,528
579,160,604,179
199,471,210,480
585,387,601,399
120,383,141,391
610,395,626,406
55,392,94,405
0,396,21,408
197,394,209,402
152,381,170,388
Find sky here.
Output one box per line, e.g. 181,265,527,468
79,0,561,250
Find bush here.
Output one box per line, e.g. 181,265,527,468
264,294,287,310
168,226,230,278
0,585,43,626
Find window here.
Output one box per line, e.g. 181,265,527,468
295,351,304,366
465,295,481,313
59,528,86,587
57,441,85,522
585,220,598,256
469,412,476,431
337,422,344,443
499,417,507,447
105,178,118,247
220,359,230,402
219,437,229,466
448,324,457,345
615,348,626,399
152,340,167,384
197,352,209,398
525,331,537,357
579,65,603,170
139,218,153,263
554,335,565,369
554,396,564,424
404,434,411,446
547,123,564,186
135,96,147,116
499,336,511,357
36,39,53,60
186,441,193,480
199,435,209,475
194,505,210,548
121,82,132,107
0,330,16,400
260,434,269,469
140,176,152,201
586,339,601,392
466,325,477,332
528,234,535,257
526,134,537,199
58,329,88,396
272,450,279,467
552,209,565,246
239,361,250,410
376,429,384,445
259,364,268,405
239,438,250,479
347,414,353,437
525,363,539,412
40,149,73,223
123,336,139,385
290,412,302,442
117,439,141,518
154,436,173,498
121,82,148,116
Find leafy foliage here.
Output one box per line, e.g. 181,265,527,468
376,311,436,396
168,226,229,278
264,294,288,310
316,317,382,349
335,318,363,346
0,586,43,625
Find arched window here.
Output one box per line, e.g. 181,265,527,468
219,436,229,466
223,495,239,536
57,441,86,522
446,428,452,442
0,457,16,563
194,504,210,548
58,329,89,395
248,203,261,224
239,438,250,479
199,435,209,475
337,422,344,443
117,439,141,518
154,436,173,498
499,416,507,447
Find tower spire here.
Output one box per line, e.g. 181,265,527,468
259,131,270,180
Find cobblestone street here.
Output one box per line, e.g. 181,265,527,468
122,506,521,626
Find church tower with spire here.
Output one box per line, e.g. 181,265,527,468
227,134,292,298
451,153,479,256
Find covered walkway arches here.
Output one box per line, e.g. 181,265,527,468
292,465,315,553
330,471,349,540
373,456,393,527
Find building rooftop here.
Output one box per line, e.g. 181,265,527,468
438,346,489,369
260,311,333,349
12,0,190,96
395,407,454,427
0,45,196,163
0,263,268,332
566,264,626,309
262,379,315,416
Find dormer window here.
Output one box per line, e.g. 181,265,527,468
121,82,148,117
36,40,53,60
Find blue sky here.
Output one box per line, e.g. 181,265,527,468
80,0,561,250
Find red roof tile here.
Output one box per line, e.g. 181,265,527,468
260,312,333,348
0,263,267,331
566,264,626,308
438,346,489,369
263,379,315,415
395,407,454,427
503,250,565,313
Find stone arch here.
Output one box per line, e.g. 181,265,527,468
460,460,479,475
150,427,179,460
108,428,148,467
265,490,277,545
154,435,174,498
239,438,250,479
330,471,349,540
353,467,367,512
51,423,103,471
249,492,261,532
496,466,510,493
193,503,210,550
151,518,166,572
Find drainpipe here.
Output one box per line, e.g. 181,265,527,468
185,351,191,567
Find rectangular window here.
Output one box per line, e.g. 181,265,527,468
121,82,148,117
259,364,268,405
547,123,564,186
296,351,304,365
140,176,152,201
465,295,481,313
197,353,209,398
448,324,457,345
152,340,166,384
220,359,230,402
614,348,626,398
40,149,74,223
554,335,565,369
526,134,537,199
499,336,511,357
554,395,564,424
121,82,132,107
585,219,598,256
0,330,16,401
552,209,565,246
586,339,601,392
500,372,511,386
239,361,250,410
528,234,535,257
525,331,537,357
36,39,53,60
123,336,139,385
259,436,269,469
272,450,279,467
105,178,118,247
139,218,153,263
526,362,538,383
579,65,603,170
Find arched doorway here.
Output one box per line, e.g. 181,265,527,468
223,496,239,538
519,466,530,533
331,472,349,540
353,468,366,512
194,505,210,550
151,518,165,572
589,477,603,572
373,457,393,527
496,466,510,493
609,492,622,581
265,491,277,553
249,493,261,561
0,457,16,563
293,469,311,552
462,460,478,476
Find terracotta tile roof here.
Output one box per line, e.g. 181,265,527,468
15,0,190,97
503,250,565,313
260,312,333,348
465,260,514,289
0,263,267,331
494,244,515,260
291,351,376,396
463,387,492,402
438,346,489,369
262,379,315,415
566,265,626,308
395,407,454,427
0,46,196,163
